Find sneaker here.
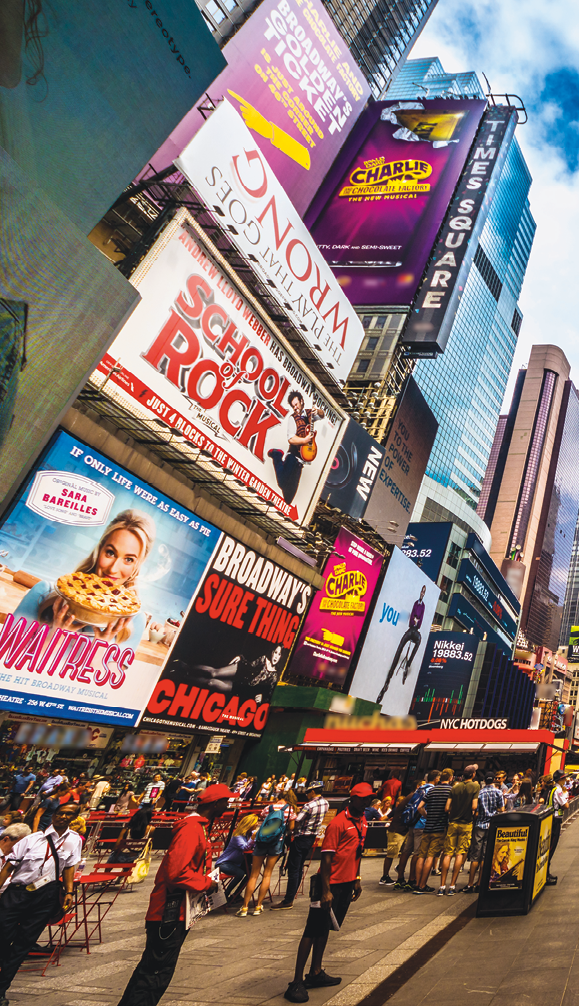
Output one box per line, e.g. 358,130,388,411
432,868,442,876
413,887,427,894
447,886,456,896
305,970,342,988
271,902,294,910
404,882,416,892
252,905,264,915
423,885,435,893
437,886,446,896
393,881,405,890
379,876,396,886
236,907,248,917
284,980,309,1003
462,886,475,893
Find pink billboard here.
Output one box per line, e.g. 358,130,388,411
305,99,486,306
287,527,382,684
148,0,371,216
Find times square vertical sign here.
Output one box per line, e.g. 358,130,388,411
403,106,519,355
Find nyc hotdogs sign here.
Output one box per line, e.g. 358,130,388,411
98,210,344,525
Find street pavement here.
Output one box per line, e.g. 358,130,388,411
8,814,579,1006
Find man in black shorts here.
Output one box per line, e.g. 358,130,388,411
284,782,373,1003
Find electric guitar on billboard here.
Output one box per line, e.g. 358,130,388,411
300,426,317,463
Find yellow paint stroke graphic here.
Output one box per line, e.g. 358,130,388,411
228,90,311,170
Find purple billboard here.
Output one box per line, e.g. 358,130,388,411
286,527,382,684
305,99,486,306
148,0,371,216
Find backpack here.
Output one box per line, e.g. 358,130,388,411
401,784,431,827
256,805,287,845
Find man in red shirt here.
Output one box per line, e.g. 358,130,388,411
284,782,373,1004
117,783,232,1006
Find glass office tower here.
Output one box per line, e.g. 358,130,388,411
393,59,536,514
321,0,440,98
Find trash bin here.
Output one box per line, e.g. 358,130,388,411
476,804,553,917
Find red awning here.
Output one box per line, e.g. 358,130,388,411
278,727,555,755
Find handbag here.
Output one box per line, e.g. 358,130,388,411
127,837,152,885
45,834,67,925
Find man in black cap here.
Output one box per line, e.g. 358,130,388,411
272,782,329,911
547,769,569,884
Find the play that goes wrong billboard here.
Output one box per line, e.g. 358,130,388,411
305,99,486,307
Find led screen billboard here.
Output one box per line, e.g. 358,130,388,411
364,377,438,540
150,0,371,217
410,631,478,724
176,100,365,384
0,430,222,726
99,210,344,526
0,0,225,232
305,99,486,307
0,154,139,510
350,547,440,717
286,527,382,684
402,522,452,583
321,421,385,520
142,535,311,737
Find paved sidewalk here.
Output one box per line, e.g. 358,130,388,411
7,850,477,1006
9,816,579,1006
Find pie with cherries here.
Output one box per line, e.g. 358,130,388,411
56,572,140,624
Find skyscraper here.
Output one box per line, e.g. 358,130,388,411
392,59,535,526
481,345,579,653
320,0,440,97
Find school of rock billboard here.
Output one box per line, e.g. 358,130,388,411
150,0,371,217
286,527,382,684
305,99,486,308
142,535,312,737
0,430,222,726
176,100,366,384
97,210,345,526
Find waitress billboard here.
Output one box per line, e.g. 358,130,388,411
0,431,222,726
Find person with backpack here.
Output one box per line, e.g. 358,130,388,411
378,788,414,886
393,773,438,890
236,795,296,917
438,765,480,896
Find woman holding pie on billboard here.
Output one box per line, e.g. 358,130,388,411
12,509,153,646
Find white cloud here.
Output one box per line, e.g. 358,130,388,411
410,0,579,407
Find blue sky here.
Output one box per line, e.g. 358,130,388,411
410,0,579,407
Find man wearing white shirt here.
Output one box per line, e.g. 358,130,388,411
0,802,81,1002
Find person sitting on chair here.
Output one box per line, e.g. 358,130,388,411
377,586,426,704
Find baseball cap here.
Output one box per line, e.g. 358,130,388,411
307,780,324,791
350,782,374,798
553,770,567,782
197,783,234,804
485,773,495,784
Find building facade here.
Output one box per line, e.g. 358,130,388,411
481,345,579,654
390,59,535,521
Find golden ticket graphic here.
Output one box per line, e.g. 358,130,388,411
489,826,529,890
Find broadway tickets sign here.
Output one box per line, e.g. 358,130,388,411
0,430,221,727
142,535,312,737
99,211,344,525
150,0,371,217
287,527,382,684
176,100,365,384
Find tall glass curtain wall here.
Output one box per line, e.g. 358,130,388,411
413,138,535,511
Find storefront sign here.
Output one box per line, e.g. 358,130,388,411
457,558,518,640
13,721,112,749
151,0,370,217
489,826,529,890
439,717,509,729
287,528,382,684
410,632,478,723
100,211,344,525
0,430,222,727
350,547,440,717
176,100,365,383
532,815,552,900
142,535,311,738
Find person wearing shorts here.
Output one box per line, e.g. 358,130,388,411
395,772,439,890
463,774,504,892
284,783,373,1004
414,768,454,894
236,799,295,918
379,790,413,886
439,766,480,896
